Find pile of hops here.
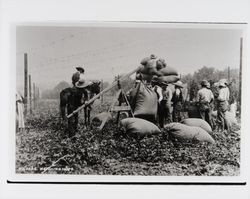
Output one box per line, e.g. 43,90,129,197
137,54,180,84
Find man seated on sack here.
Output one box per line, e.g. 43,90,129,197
196,80,214,128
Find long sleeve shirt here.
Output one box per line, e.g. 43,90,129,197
217,87,230,102
197,87,214,103
162,87,173,104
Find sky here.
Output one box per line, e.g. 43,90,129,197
15,24,243,92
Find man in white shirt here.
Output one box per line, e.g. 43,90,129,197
217,79,230,132
159,82,173,127
197,80,214,128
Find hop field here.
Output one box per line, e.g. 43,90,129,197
16,98,240,176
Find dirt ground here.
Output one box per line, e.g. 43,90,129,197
16,98,241,176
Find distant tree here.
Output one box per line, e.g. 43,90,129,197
41,81,71,99
182,66,240,103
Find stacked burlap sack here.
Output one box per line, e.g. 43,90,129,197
119,117,215,144
137,55,180,84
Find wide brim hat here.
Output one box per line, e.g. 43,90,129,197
75,79,89,88
160,81,169,86
201,80,209,87
219,79,228,86
76,66,85,72
150,54,157,59
173,81,184,88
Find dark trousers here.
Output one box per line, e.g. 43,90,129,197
172,102,183,122
199,103,213,128
217,101,229,131
158,100,172,128
67,105,79,137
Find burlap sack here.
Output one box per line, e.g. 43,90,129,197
120,118,161,136
164,123,215,144
181,118,212,133
157,66,178,76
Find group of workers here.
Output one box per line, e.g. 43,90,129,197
136,55,231,132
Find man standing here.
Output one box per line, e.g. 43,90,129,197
197,80,214,128
217,79,230,132
159,82,173,127
72,66,85,87
172,81,184,122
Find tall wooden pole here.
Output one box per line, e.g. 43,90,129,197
24,53,28,116
239,37,243,116
33,83,36,110
101,79,104,103
29,75,32,114
37,87,40,99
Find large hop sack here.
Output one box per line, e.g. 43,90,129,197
156,59,167,70
164,123,215,144
157,66,178,76
139,57,160,76
140,57,151,66
139,65,160,76
129,83,158,120
120,118,161,136
157,75,180,84
181,118,212,133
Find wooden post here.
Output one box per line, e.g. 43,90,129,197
37,87,40,99
101,79,104,103
239,37,243,116
33,83,36,110
29,75,32,114
24,53,28,116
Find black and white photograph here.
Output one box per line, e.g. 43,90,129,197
15,23,243,176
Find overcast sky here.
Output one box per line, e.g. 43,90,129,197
16,24,243,92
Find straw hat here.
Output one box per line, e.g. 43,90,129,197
201,80,209,87
76,66,85,73
75,79,89,88
173,81,184,88
150,54,157,59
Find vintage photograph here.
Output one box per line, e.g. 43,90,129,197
15,23,243,176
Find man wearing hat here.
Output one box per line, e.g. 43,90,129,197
67,77,89,137
158,81,173,127
196,80,214,128
171,81,184,122
217,79,230,132
72,66,85,87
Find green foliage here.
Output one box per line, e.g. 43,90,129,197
41,81,71,99
16,99,240,176
182,66,240,103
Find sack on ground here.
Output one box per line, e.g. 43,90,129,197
181,118,212,133
157,75,180,84
120,118,161,136
164,122,215,144
157,66,178,76
130,83,158,120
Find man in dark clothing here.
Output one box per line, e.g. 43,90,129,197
172,81,184,122
72,66,85,87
